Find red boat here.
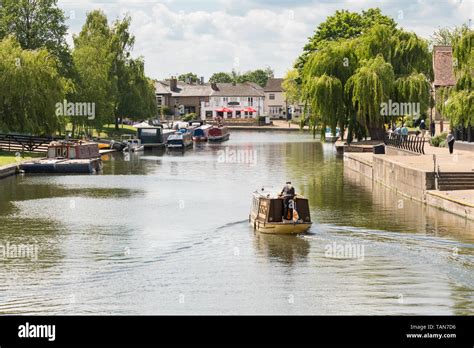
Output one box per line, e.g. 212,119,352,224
208,125,230,142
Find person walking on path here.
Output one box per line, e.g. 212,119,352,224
447,132,455,154
419,120,427,138
430,121,435,137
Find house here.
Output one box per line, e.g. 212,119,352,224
263,78,304,119
200,82,265,120
432,45,457,134
264,78,286,119
155,77,211,118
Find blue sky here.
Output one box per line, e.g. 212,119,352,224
58,0,473,80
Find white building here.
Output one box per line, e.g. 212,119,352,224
200,82,265,120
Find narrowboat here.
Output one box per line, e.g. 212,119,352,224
249,189,312,234
192,124,212,142
324,127,340,143
208,125,230,142
166,131,193,149
21,141,102,174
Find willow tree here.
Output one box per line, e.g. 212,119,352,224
393,73,431,119
0,36,66,134
303,74,344,139
301,39,358,138
356,24,431,125
345,55,394,140
443,27,474,128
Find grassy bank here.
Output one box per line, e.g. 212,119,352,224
0,151,44,167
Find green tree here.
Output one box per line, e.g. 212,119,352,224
345,55,395,139
0,0,73,76
118,58,157,121
295,8,396,72
178,72,199,83
282,69,301,105
72,10,115,136
209,72,233,83
440,26,474,128
238,68,274,87
0,36,66,134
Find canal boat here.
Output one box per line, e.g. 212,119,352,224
324,127,340,143
208,125,230,142
123,138,144,152
166,131,193,149
249,189,312,234
192,124,212,142
21,141,102,174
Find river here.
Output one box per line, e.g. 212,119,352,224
0,131,472,314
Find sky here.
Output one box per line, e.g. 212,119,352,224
57,0,473,80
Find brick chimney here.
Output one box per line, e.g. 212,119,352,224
169,77,178,91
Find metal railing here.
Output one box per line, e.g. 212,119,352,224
384,133,425,154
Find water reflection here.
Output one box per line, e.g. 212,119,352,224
254,232,310,265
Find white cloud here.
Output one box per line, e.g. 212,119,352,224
58,0,473,80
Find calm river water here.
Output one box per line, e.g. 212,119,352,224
0,131,472,314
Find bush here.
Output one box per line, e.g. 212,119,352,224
430,132,448,147
182,113,197,122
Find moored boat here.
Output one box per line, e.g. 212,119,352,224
166,131,193,149
249,189,312,234
21,141,102,174
123,138,144,152
324,127,340,143
208,125,230,142
192,124,212,142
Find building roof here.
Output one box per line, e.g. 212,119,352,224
155,80,212,97
433,46,456,87
264,78,284,92
210,82,264,97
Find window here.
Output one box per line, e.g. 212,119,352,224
269,106,282,115
156,95,163,106
223,97,228,103
269,94,275,100
248,97,253,106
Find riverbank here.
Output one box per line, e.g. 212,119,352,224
0,151,45,179
0,163,18,179
344,145,474,220
226,119,310,132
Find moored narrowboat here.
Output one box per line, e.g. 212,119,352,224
208,125,230,142
192,124,212,142
166,131,193,149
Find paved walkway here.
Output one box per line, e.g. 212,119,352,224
428,189,474,208
345,143,474,209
